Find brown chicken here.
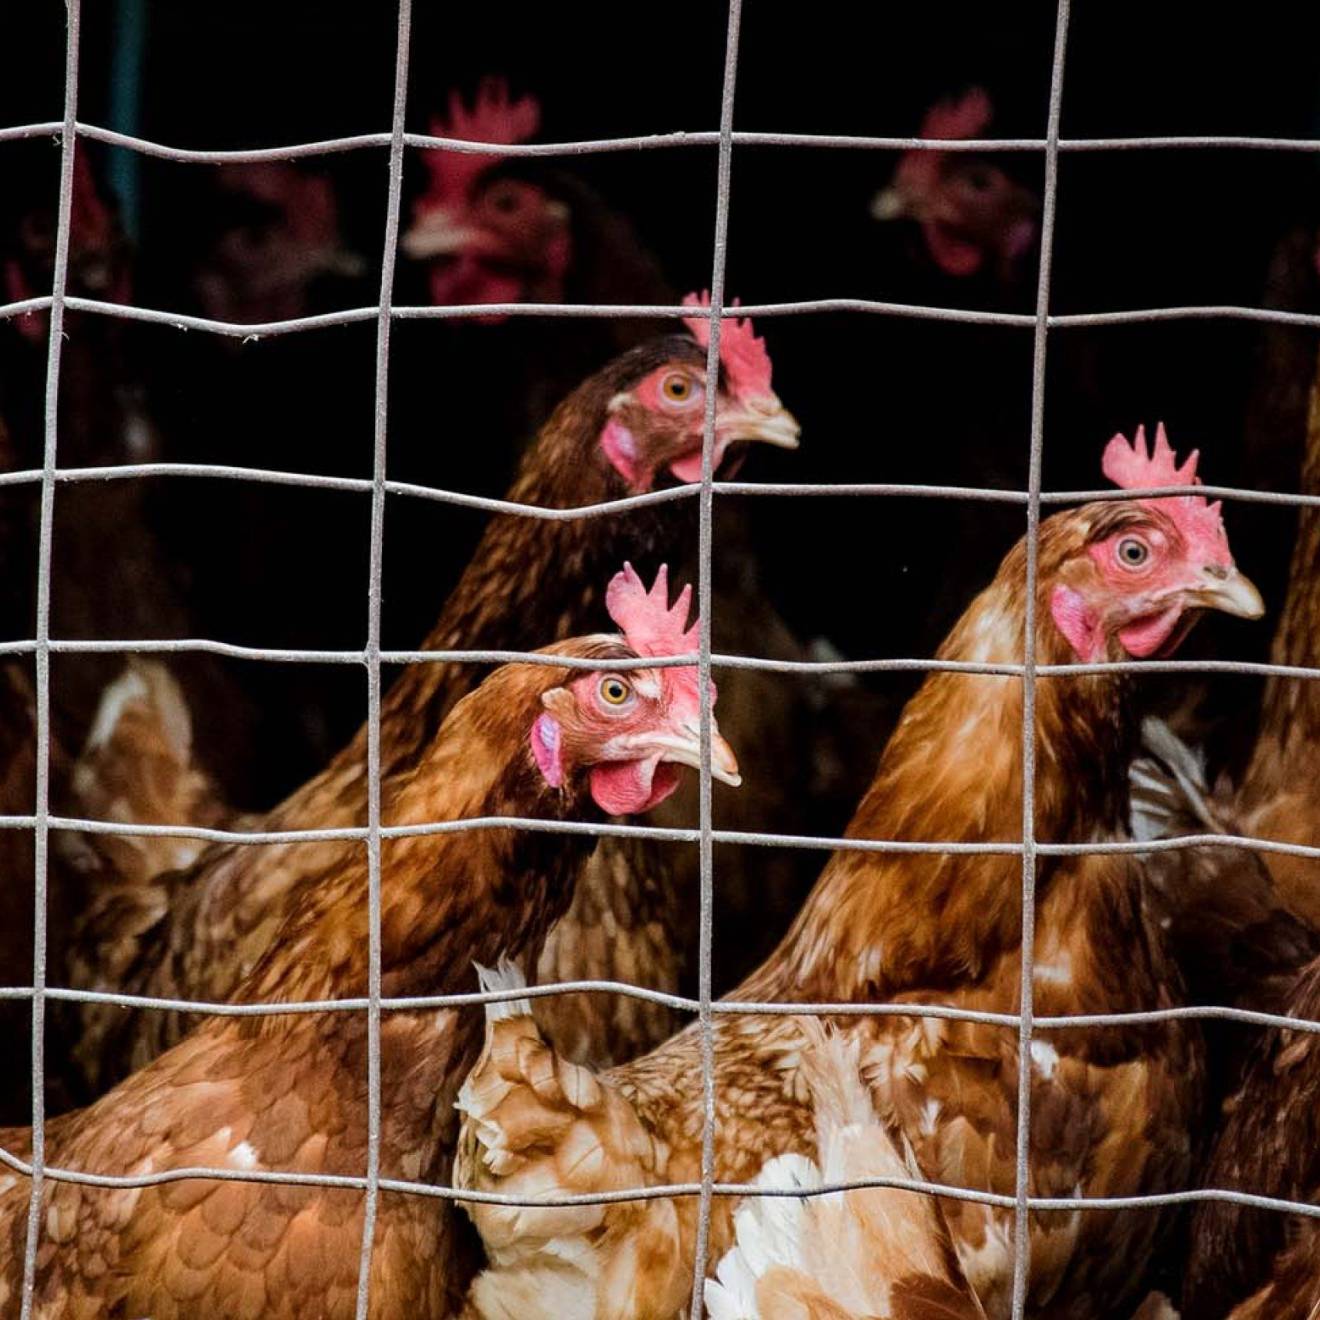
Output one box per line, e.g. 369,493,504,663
63,311,797,1097
0,568,739,1318
402,77,669,347
1224,345,1320,929
0,143,257,764
1176,356,1320,1318
452,426,1265,1319
400,79,891,1004
1180,957,1320,1319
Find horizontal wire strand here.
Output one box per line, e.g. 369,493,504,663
9,291,1320,335
19,807,1320,865
0,1138,1313,1225
4,118,1320,160
2,980,1319,1038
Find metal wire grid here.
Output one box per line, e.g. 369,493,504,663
5,0,1320,1315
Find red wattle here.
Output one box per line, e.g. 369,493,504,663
923,223,984,277
1118,606,1186,659
589,758,680,816
668,450,708,483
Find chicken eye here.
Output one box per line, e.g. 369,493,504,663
488,185,521,215
1117,537,1150,567
598,676,632,706
661,373,694,404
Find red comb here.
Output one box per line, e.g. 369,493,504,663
605,563,712,708
1102,423,1228,557
69,149,115,250
920,87,994,141
681,290,774,400
896,88,995,197
415,77,540,212
606,563,696,657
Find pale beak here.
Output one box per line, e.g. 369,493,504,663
720,394,801,452
1189,565,1265,620
644,722,742,788
871,187,908,222
401,209,500,260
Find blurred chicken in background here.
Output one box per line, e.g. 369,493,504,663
872,87,1040,289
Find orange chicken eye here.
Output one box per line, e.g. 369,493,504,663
1117,537,1149,568
599,676,632,706
661,373,694,403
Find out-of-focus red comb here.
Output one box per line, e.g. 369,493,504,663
897,87,995,197
69,148,116,251
920,87,994,141
416,76,540,211
681,290,774,400
1102,423,1228,555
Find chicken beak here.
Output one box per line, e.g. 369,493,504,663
1189,565,1265,620
647,722,742,788
721,394,801,452
401,208,498,261
871,187,908,222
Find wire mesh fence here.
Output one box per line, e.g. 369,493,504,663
4,0,1320,1316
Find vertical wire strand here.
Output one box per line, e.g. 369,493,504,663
353,4,412,1315
19,3,81,1313
688,2,744,1314
1010,4,1071,1316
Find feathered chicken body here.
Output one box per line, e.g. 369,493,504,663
1229,345,1320,929
454,427,1265,1319
1179,354,1320,1317
1,587,739,1317
704,1017,985,1320
455,959,686,1320
1182,959,1320,1319
65,323,794,1097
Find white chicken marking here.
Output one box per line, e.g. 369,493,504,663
86,667,149,751
1030,1040,1060,1079
228,1140,259,1170
1033,953,1072,985
475,957,533,1022
919,1097,942,1137
956,1209,1015,1295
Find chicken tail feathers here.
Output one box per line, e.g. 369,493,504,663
68,659,229,885
705,1152,820,1319
1129,716,1222,843
474,956,534,1023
